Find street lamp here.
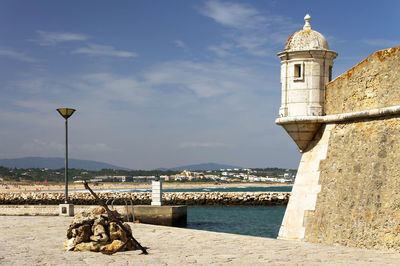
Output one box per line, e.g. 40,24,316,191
57,108,75,216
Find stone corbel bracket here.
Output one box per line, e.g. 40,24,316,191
276,105,400,152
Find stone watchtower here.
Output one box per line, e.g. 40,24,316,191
276,14,337,151
276,14,400,252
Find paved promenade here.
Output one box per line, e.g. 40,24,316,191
1,216,400,265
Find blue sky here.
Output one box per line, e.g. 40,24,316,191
0,1,399,169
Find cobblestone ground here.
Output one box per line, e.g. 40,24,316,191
1,216,400,265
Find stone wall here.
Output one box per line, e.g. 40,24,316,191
0,192,289,206
325,47,400,115
278,124,332,240
294,47,400,251
304,117,400,251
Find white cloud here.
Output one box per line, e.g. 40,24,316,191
21,139,111,154
0,47,36,62
144,60,271,99
79,73,150,105
35,31,89,45
11,77,47,94
13,100,59,112
208,43,232,57
362,39,400,48
179,141,231,148
174,40,186,49
72,44,138,58
235,35,273,56
0,110,55,128
199,1,297,57
78,143,113,152
200,1,263,30
22,139,64,153
144,61,230,98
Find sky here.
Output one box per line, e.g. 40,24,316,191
0,1,399,170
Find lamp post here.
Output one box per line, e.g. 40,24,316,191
57,108,75,215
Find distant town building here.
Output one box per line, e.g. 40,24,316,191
91,175,133,182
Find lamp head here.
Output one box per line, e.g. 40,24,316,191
57,108,76,119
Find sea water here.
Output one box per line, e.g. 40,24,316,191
187,206,286,238
175,186,290,238
107,185,290,238
164,185,292,193
100,185,292,193
91,185,290,238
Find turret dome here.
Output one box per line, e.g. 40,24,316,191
284,14,329,51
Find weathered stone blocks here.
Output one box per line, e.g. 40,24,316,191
65,206,137,252
304,118,400,251
0,191,290,206
325,47,400,115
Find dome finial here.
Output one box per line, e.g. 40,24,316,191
303,14,311,30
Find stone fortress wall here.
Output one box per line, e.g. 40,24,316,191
303,47,400,251
325,47,400,115
280,47,400,251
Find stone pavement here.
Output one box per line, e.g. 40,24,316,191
1,216,400,265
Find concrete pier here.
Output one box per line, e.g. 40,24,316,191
134,205,187,227
0,204,187,227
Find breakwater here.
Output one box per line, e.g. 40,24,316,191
0,192,290,206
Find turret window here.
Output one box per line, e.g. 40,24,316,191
294,63,304,81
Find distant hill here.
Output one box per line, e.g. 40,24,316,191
0,157,129,171
157,162,243,171
0,158,243,172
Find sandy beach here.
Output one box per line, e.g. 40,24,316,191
1,216,400,265
0,182,292,193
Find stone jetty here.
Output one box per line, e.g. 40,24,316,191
0,191,289,206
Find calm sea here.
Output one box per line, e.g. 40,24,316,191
187,206,286,238
167,186,289,238
100,185,292,193
101,185,291,238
